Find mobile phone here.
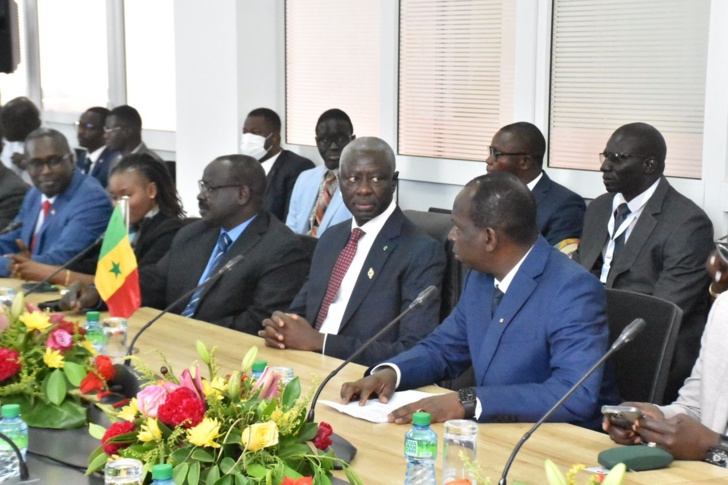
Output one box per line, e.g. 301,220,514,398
21,282,58,293
601,405,644,428
38,299,63,312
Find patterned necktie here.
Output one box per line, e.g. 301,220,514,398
314,228,366,330
31,201,52,252
611,203,632,261
311,173,337,237
491,285,504,318
181,233,232,317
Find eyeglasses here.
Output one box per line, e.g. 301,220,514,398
74,121,101,130
103,126,124,134
486,146,530,162
198,180,242,196
27,154,71,171
316,135,353,148
598,152,653,164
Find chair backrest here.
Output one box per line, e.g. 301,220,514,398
605,288,683,405
402,209,464,321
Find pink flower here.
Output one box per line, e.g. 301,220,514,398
179,365,205,400
46,328,73,352
0,315,9,333
251,368,281,400
24,302,40,313
137,385,171,418
160,381,180,393
49,313,65,324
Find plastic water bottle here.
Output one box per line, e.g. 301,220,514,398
251,360,267,380
105,458,143,484
85,310,107,354
404,411,437,484
151,463,175,484
0,404,28,482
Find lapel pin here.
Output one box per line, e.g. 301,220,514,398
367,268,374,279
51,210,56,216
383,245,388,251
499,318,504,323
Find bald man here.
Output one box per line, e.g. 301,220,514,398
485,122,585,247
574,122,714,403
260,137,445,366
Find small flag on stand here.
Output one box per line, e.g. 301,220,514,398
94,205,141,318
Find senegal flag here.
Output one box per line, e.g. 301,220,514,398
95,205,141,318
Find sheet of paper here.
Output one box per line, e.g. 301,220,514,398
320,390,437,423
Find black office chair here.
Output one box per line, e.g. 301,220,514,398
605,288,683,405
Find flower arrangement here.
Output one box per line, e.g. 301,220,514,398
0,292,114,429
86,341,361,485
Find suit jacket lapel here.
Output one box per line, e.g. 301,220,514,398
581,194,614,271
36,171,81,251
475,238,547,385
338,209,403,330
266,151,286,185
607,178,667,287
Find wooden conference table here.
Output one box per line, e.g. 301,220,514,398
6,279,728,484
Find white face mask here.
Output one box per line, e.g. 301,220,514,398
240,133,271,161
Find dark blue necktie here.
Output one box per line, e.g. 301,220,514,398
612,203,631,261
491,286,504,318
182,233,232,317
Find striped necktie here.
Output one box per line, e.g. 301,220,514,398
181,233,232,317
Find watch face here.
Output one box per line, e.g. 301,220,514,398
459,387,476,403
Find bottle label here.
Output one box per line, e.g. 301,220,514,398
405,438,436,458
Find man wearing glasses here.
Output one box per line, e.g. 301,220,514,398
74,107,119,188
286,108,355,237
0,128,112,276
104,105,164,167
573,122,713,402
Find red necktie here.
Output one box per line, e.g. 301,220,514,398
315,228,365,330
31,201,52,252
311,173,337,237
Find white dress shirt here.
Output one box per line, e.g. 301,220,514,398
260,150,282,176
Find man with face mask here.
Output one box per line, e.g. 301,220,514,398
241,108,314,221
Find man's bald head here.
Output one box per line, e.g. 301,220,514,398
1,97,41,142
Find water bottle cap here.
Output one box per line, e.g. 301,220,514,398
412,412,431,426
152,463,173,479
252,360,267,372
86,311,100,321
1,404,20,418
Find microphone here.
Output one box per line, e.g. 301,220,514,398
498,318,646,485
306,285,438,423
24,233,105,296
124,254,244,365
0,220,22,235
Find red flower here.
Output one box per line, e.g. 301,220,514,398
281,478,313,485
56,319,85,336
157,387,205,429
313,422,333,450
0,348,21,381
95,355,116,381
102,421,136,455
80,372,105,394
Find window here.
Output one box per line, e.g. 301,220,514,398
37,0,108,112
398,0,516,161
285,0,381,145
549,0,710,178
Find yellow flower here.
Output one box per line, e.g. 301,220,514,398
203,376,226,400
138,418,162,442
241,421,278,451
81,339,98,355
43,347,64,368
187,417,222,448
20,311,51,332
118,398,139,422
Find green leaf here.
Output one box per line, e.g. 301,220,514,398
86,449,109,475
281,464,303,478
188,461,201,485
223,428,242,445
22,399,87,429
215,476,233,485
344,467,364,485
88,423,107,440
191,448,215,463
46,369,67,406
233,474,249,485
278,443,311,459
205,465,220,485
281,377,301,410
173,462,189,485
219,457,237,475
297,422,318,443
63,361,87,386
246,463,267,478
170,445,195,464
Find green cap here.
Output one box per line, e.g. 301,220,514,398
252,360,267,372
1,404,20,418
152,463,173,480
412,412,431,426
86,311,100,322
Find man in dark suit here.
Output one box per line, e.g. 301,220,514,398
0,157,28,229
241,108,314,221
104,105,164,165
573,122,713,402
341,172,613,425
65,155,310,332
485,122,585,247
260,137,445,366
74,107,119,188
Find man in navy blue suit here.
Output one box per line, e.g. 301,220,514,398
74,107,119,188
0,128,112,277
341,172,612,425
260,137,445,366
485,122,585,248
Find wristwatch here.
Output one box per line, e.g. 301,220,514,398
705,434,728,467
458,387,477,419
